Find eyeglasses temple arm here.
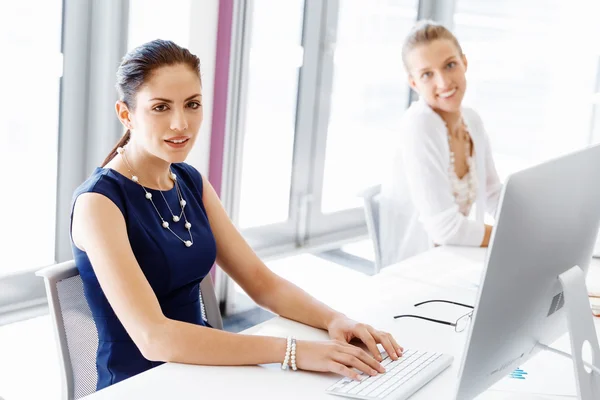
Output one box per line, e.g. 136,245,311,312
414,299,474,309
393,314,455,326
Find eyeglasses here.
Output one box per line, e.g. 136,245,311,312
393,299,475,333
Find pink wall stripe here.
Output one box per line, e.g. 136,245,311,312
208,0,234,197
208,0,234,281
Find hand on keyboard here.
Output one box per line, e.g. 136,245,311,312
326,317,404,363
326,349,454,400
294,340,388,381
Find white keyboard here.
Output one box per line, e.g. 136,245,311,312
325,349,453,400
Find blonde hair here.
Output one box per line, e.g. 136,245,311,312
401,20,463,71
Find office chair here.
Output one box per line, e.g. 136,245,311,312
36,260,223,400
357,184,383,274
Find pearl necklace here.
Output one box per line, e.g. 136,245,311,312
117,146,194,247
447,120,477,214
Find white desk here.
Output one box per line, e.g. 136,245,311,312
83,247,600,400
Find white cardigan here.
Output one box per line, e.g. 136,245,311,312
379,100,503,266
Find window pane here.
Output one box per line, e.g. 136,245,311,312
454,0,600,180
238,0,305,228
0,1,63,274
321,0,418,214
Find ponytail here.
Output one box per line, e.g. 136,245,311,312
101,129,131,167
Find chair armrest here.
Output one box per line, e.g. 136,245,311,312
357,184,382,199
36,260,78,283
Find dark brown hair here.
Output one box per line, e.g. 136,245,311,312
101,39,201,167
402,20,463,72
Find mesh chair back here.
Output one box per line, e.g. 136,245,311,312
57,275,99,399
200,274,223,330
36,260,96,400
37,261,222,400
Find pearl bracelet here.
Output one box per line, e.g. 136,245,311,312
281,336,298,371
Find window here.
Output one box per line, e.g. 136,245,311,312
320,0,418,213
237,0,305,229
454,0,600,180
0,1,63,274
228,0,420,253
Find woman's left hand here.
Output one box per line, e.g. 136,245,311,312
327,315,404,361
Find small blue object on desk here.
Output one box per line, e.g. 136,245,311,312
509,368,528,380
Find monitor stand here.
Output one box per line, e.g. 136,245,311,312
554,265,600,399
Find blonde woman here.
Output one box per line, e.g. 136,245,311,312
379,21,503,266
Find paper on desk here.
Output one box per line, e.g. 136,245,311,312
448,267,482,290
587,264,600,296
384,249,484,291
413,263,483,292
489,340,576,397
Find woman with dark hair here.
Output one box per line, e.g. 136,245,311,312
71,39,402,390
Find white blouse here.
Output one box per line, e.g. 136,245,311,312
379,99,503,266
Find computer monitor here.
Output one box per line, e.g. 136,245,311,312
455,144,600,400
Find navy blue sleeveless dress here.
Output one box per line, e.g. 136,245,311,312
70,163,217,391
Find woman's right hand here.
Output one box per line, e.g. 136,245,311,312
295,340,386,381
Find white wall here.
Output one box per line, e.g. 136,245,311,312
186,0,220,176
